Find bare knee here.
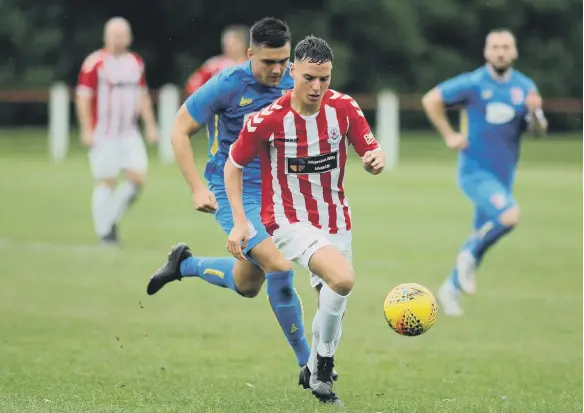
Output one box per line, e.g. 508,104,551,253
97,178,116,188
125,170,146,187
499,206,520,227
233,262,265,298
327,270,355,296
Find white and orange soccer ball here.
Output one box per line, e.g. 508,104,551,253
383,283,438,336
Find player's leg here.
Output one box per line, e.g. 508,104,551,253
247,237,311,368
273,225,350,405
88,141,120,244
147,187,264,297
438,208,487,316
111,135,148,235
146,187,310,367
304,236,349,383
439,173,519,314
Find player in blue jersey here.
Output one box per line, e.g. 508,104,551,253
146,18,312,369
422,29,548,316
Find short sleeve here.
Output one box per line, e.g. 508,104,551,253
346,98,379,156
76,54,99,97
229,110,272,168
437,73,476,106
185,72,234,125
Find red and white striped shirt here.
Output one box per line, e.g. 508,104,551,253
229,89,380,234
76,49,147,141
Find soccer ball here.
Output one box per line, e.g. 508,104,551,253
383,283,437,336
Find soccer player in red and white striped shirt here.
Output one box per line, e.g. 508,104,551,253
184,25,249,96
224,35,385,405
75,17,158,244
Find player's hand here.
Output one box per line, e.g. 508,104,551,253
192,188,218,213
362,150,385,175
145,123,159,144
226,222,250,262
81,127,93,148
525,89,543,113
444,132,468,150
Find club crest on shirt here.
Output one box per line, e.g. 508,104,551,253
510,87,524,105
327,127,342,144
481,89,493,100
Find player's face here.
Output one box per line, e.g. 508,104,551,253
222,32,246,60
104,22,132,54
291,60,332,106
484,32,517,72
249,44,291,87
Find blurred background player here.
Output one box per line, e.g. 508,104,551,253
421,28,548,316
147,18,312,371
225,35,385,405
184,25,249,96
76,17,158,245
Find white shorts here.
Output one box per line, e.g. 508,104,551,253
89,134,148,180
272,223,352,288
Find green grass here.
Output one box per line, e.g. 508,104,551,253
0,130,582,412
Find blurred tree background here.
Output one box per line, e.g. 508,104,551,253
0,0,581,129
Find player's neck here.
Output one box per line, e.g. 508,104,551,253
104,47,126,57
290,92,320,116
486,64,513,82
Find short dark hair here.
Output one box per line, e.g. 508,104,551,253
294,35,333,64
250,17,291,48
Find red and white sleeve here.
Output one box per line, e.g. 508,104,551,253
229,112,270,168
76,53,100,97
346,97,380,156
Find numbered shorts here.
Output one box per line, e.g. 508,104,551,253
272,223,353,288
459,171,517,230
210,183,270,259
89,133,148,180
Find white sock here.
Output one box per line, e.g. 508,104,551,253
111,180,139,224
92,184,114,237
308,310,320,373
316,284,349,357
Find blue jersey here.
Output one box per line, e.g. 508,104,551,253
185,61,293,187
438,65,537,186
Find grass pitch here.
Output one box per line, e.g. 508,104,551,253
0,130,581,412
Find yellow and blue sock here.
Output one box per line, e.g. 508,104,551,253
180,256,239,293
266,270,310,367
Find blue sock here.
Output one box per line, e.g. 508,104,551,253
179,256,239,293
469,219,514,262
266,270,310,367
448,220,514,289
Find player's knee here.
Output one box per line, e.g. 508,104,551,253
327,268,355,296
238,283,263,298
499,205,520,227
97,178,116,188
125,170,146,186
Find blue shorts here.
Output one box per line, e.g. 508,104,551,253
209,182,269,260
459,171,517,230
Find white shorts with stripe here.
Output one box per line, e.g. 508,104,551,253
271,222,352,288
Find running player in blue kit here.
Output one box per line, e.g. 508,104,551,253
422,29,548,316
146,17,311,368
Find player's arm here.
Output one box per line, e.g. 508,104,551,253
136,58,158,143
422,73,474,150
225,116,265,261
346,98,385,175
524,86,548,136
75,54,98,147
172,74,232,212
